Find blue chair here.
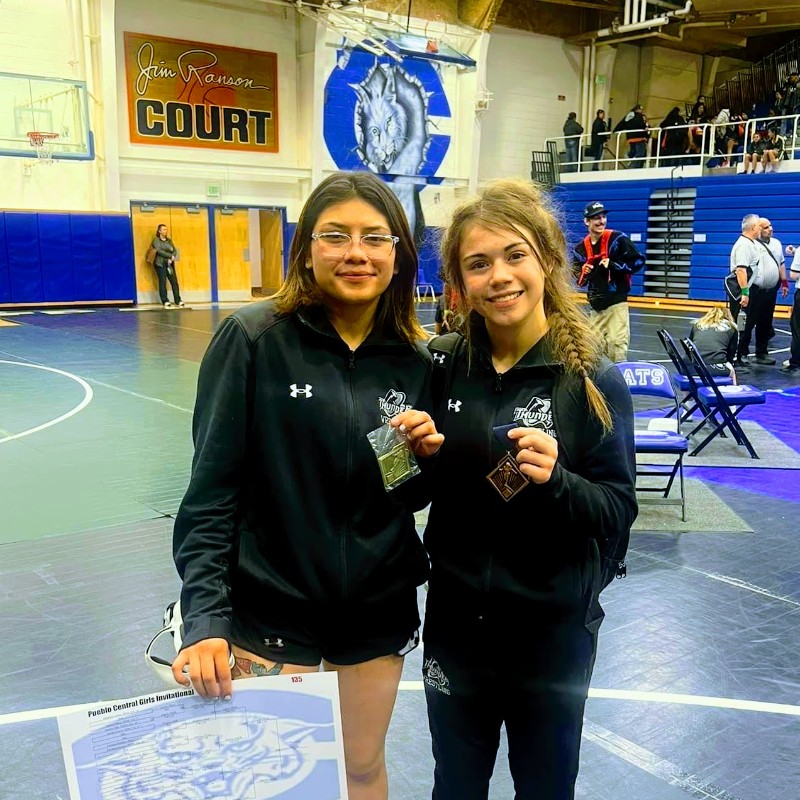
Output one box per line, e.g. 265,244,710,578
657,328,732,423
681,338,766,459
618,361,689,521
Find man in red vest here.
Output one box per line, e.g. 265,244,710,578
573,201,645,362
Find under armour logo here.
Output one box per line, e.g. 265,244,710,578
448,399,462,412
289,383,313,398
264,637,284,648
433,353,445,364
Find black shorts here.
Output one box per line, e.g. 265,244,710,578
230,586,421,667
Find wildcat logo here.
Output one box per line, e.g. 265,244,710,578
514,396,555,435
423,657,450,695
433,353,446,364
85,711,335,799
378,389,411,421
289,383,313,398
447,399,462,412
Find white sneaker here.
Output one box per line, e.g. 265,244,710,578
784,359,790,368
177,301,185,307
163,302,173,308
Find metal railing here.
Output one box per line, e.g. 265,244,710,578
545,113,799,174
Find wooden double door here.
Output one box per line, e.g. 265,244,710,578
131,204,285,305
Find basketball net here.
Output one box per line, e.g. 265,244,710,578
27,131,60,165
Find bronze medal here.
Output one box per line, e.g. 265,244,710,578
486,452,529,501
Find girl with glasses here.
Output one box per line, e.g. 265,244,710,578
172,170,442,800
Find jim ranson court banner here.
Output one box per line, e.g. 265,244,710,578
123,32,279,153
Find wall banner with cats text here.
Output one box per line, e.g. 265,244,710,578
123,32,279,153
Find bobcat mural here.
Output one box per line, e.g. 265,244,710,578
351,62,432,243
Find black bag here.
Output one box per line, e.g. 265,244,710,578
724,267,751,302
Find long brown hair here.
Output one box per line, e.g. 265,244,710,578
439,178,612,430
271,171,425,344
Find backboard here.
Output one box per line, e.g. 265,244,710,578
0,71,94,161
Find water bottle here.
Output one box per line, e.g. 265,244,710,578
737,309,746,332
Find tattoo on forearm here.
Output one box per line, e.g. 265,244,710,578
232,656,283,679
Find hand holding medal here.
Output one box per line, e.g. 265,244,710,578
487,423,558,501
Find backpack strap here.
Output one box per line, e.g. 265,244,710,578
428,332,464,426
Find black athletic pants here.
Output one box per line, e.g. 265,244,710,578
155,263,182,304
790,289,800,367
424,616,598,800
736,282,778,359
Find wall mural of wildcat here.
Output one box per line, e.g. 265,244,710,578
324,49,452,252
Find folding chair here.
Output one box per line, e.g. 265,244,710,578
415,268,436,303
618,361,689,521
680,338,766,459
657,328,732,423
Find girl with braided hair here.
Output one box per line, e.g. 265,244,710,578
404,178,637,799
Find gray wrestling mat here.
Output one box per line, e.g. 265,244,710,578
633,477,752,533
641,420,800,469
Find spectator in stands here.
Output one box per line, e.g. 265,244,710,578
779,71,799,133
659,106,686,164
563,112,584,172
613,104,649,168
685,103,708,165
572,201,645,362
723,112,747,167
781,244,800,374
711,107,731,161
688,307,738,383
742,130,765,174
590,109,608,170
761,126,785,172
690,99,708,123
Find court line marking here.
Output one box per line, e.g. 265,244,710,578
86,378,192,414
0,360,94,444
3,685,798,728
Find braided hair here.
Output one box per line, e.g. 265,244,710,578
439,178,613,431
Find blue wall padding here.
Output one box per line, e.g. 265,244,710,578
39,214,75,302
0,211,136,305
553,173,800,305
0,215,10,304
100,216,135,300
69,215,104,301
5,213,44,303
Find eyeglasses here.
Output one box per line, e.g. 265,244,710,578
311,232,399,257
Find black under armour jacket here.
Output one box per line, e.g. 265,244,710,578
425,323,637,628
173,300,432,651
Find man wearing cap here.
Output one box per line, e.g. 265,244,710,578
573,202,645,362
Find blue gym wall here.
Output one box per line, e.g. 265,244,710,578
0,211,135,306
552,174,800,307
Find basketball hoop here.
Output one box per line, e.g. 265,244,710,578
27,131,60,165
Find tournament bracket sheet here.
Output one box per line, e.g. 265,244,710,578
57,672,348,799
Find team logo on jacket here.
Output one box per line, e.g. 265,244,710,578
513,396,556,436
289,383,313,398
378,389,411,422
423,657,451,695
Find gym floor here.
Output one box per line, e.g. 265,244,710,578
1,303,798,799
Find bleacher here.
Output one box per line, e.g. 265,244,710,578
554,173,799,310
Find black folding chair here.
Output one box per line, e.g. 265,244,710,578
618,361,689,521
657,328,732,423
680,338,766,459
